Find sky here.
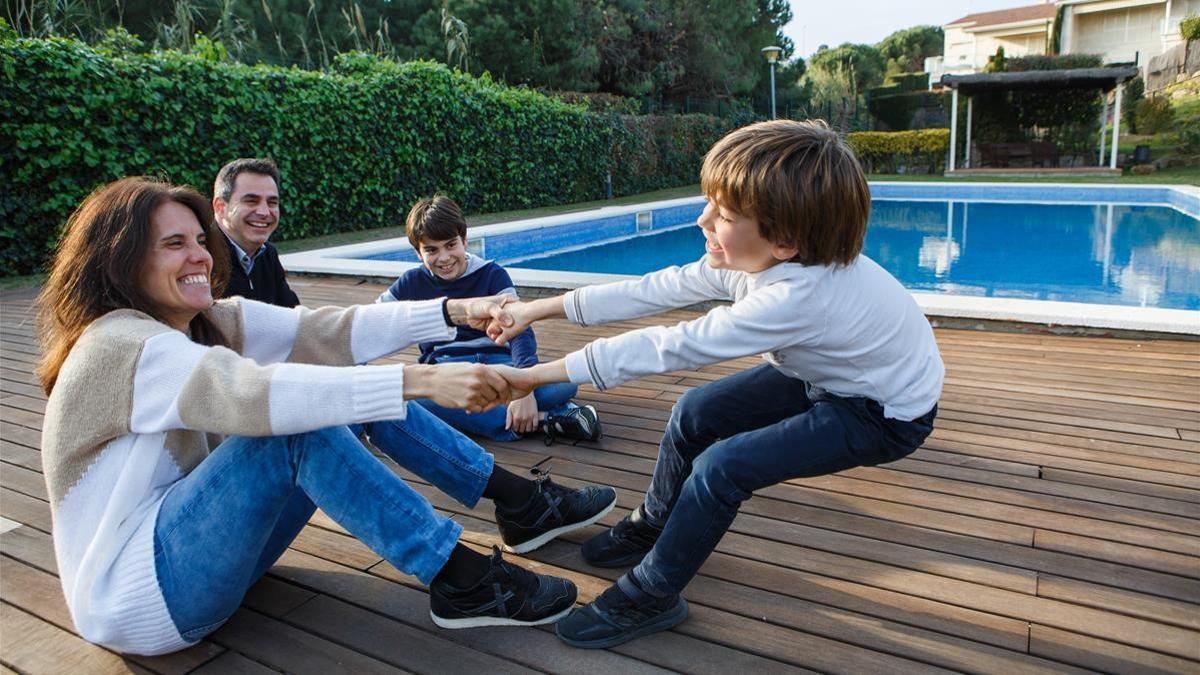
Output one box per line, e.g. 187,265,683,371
783,0,1046,58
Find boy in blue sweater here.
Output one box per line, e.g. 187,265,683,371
379,195,601,444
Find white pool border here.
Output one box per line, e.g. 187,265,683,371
282,183,1200,336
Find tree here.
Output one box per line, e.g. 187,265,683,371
876,25,942,74
809,42,885,93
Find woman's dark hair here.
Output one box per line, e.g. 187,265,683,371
37,177,231,394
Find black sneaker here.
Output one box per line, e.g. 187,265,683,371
556,574,688,649
581,505,663,568
495,465,617,554
543,404,601,445
430,546,577,628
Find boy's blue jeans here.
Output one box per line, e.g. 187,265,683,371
153,404,494,641
414,352,579,441
631,363,936,598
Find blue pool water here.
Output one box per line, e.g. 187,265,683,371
358,199,1200,310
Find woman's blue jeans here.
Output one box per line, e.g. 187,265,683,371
631,363,937,598
153,404,494,641
414,352,578,441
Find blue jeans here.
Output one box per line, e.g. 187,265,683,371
153,404,494,641
631,363,936,597
415,352,579,441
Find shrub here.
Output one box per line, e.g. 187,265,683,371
1135,97,1176,134
1006,54,1103,71
1123,76,1145,134
1,36,728,276
1181,14,1200,41
609,113,737,195
845,129,950,174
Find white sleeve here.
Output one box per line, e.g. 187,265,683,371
130,330,412,437
563,258,734,326
238,297,455,366
563,282,822,390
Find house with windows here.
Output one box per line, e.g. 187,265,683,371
926,0,1198,83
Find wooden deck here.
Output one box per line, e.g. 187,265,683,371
2,275,1198,674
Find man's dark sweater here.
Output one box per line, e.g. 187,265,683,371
223,239,299,308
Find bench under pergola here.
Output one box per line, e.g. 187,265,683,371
941,66,1140,173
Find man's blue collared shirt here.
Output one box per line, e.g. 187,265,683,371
224,233,266,276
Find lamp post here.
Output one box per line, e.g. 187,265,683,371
761,45,782,119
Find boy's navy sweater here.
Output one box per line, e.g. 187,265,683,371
382,255,538,367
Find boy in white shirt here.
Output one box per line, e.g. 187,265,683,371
488,119,944,648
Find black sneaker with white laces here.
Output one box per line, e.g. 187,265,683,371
430,546,577,628
543,404,602,445
581,505,663,568
556,573,688,648
495,465,617,554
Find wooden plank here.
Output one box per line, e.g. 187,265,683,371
0,556,225,674
208,608,406,675
1037,575,1199,631
0,524,56,574
1033,529,1200,579
887,458,1200,520
1029,625,1200,675
0,487,51,532
191,651,281,674
283,594,541,674
0,602,142,675
270,549,680,674
1,460,49,501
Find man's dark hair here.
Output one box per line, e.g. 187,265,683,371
213,158,281,203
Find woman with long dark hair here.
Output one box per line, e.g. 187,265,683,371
37,177,611,655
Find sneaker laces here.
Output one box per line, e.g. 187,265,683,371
488,545,538,592
527,457,567,523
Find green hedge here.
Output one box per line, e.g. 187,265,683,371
846,129,950,174
2,37,729,276
609,113,738,196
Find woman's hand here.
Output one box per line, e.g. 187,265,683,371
403,363,511,413
505,393,539,434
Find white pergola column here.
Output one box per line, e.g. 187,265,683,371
1098,93,1109,166
965,97,973,168
949,88,959,172
1110,83,1123,169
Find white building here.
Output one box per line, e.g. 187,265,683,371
927,0,1198,84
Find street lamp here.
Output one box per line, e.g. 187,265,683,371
761,45,783,119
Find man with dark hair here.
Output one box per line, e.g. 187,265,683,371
212,158,299,307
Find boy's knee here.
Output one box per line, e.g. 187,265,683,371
689,452,751,504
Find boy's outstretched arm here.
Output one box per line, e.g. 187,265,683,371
490,361,569,398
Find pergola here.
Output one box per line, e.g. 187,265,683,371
940,67,1140,171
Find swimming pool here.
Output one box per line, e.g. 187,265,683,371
281,183,1200,334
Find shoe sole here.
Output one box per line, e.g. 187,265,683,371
556,597,689,649
502,493,618,554
430,603,573,629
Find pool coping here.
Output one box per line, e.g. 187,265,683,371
281,182,1200,336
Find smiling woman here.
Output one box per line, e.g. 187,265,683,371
32,177,614,655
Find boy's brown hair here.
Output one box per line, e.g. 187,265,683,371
700,119,869,266
406,195,467,250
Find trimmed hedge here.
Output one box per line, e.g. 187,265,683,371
846,129,950,174
609,113,738,196
1,37,728,276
